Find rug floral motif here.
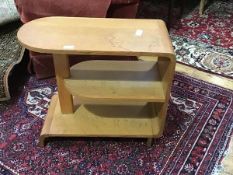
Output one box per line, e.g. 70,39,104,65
138,0,233,78
172,35,233,77
0,73,232,174
170,0,233,49
0,28,24,101
170,0,233,78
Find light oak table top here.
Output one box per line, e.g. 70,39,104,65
17,17,174,58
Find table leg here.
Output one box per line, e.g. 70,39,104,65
147,138,153,146
199,0,206,15
53,54,74,114
167,0,173,30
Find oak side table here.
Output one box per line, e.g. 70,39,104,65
17,17,176,147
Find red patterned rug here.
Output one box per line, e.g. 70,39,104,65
0,73,232,174
138,0,233,78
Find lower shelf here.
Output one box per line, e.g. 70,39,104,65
40,95,163,146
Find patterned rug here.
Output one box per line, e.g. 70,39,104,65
0,73,232,174
138,0,233,78
0,0,24,101
0,25,24,101
170,0,233,78
0,0,19,26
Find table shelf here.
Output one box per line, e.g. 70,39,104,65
42,95,162,140
64,60,165,103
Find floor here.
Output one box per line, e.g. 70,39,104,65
176,63,233,175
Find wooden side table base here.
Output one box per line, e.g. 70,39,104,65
39,95,163,147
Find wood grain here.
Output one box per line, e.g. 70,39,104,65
17,17,174,57
53,54,74,113
176,63,233,91
64,60,166,103
39,95,162,146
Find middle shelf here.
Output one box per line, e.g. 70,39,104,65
64,60,165,103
